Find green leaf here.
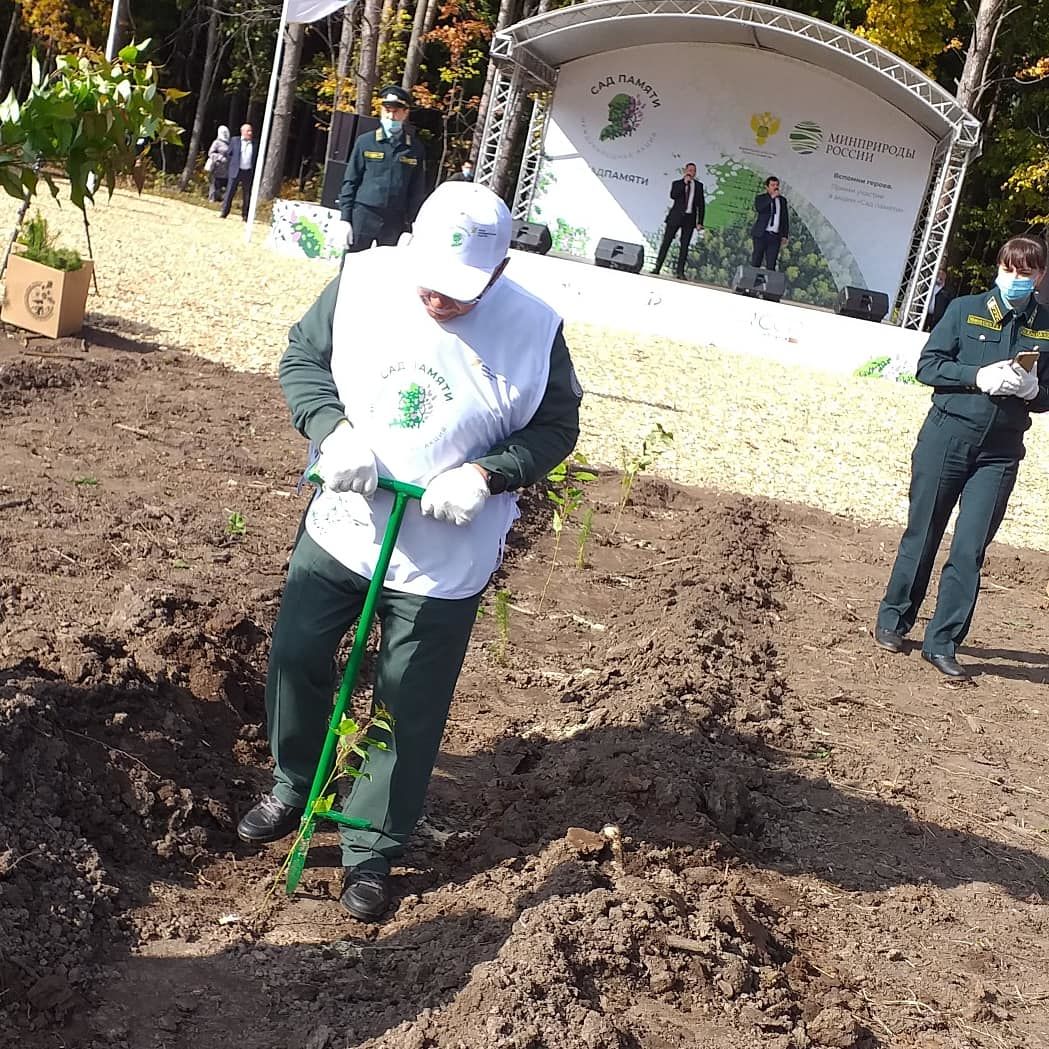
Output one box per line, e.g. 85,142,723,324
30,54,41,88
118,45,139,65
313,793,335,814
335,716,360,736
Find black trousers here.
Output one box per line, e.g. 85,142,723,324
654,213,697,277
221,169,254,220
750,231,783,270
877,409,1020,656
346,204,406,254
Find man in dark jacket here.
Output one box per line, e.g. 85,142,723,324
653,163,705,279
220,124,255,221
335,85,427,253
923,266,955,331
750,176,790,270
875,235,1049,678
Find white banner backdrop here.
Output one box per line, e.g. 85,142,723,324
530,43,938,308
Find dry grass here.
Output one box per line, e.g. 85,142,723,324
4,188,1047,550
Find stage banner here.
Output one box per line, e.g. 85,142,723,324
529,43,938,308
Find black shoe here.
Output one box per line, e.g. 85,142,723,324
874,626,904,653
340,868,390,922
236,794,303,844
921,651,970,679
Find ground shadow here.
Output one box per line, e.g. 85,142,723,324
83,313,163,354
406,718,1049,904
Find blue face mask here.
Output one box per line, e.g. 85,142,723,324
381,117,402,136
996,271,1036,303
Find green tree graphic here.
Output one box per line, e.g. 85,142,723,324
393,383,432,429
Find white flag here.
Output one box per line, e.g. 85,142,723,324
287,0,350,22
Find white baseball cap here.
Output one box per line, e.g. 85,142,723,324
407,182,511,302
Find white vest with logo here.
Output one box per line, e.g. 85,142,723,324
305,248,562,599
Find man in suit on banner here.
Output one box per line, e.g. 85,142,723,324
750,175,790,271
653,163,705,279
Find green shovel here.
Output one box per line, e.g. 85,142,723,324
284,473,425,895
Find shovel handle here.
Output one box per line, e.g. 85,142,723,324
306,469,425,502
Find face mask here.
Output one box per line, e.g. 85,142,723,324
381,117,402,135
462,169,473,181
996,271,1036,303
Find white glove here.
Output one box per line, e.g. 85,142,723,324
334,219,353,248
420,465,489,526
975,361,1023,396
1012,362,1040,401
316,422,377,495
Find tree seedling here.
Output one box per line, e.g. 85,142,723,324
226,511,246,537
275,707,394,892
576,506,595,569
493,589,511,665
73,476,99,486
539,453,596,611
613,424,674,536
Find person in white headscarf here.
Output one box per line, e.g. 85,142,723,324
205,125,231,203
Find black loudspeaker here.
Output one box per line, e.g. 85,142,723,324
320,160,347,211
510,221,552,254
320,112,381,210
594,237,645,274
837,285,890,323
732,265,787,303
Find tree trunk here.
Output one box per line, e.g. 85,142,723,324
955,0,1007,115
0,4,19,99
332,1,358,115
374,0,396,83
401,0,429,89
422,0,441,37
177,4,223,192
259,19,307,201
356,0,384,113
472,0,519,165
492,87,528,198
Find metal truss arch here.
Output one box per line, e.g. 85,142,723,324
486,0,980,329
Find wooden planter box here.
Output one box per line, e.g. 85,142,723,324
2,251,94,339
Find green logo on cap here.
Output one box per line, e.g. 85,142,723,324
451,231,464,247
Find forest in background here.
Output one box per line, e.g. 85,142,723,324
0,0,1046,290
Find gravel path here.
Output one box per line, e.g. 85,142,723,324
5,188,1047,550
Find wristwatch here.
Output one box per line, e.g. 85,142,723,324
474,465,508,494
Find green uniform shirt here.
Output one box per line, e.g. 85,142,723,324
279,279,582,491
337,126,427,222
916,286,1049,443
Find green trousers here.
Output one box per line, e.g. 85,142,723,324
265,527,482,873
878,408,1019,656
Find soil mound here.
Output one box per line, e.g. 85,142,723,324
0,589,268,1035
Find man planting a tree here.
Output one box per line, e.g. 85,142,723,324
237,182,582,922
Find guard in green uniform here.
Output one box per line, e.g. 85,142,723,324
335,84,427,253
876,236,1049,678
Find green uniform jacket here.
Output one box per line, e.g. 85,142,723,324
279,279,582,491
915,286,1049,444
337,126,427,223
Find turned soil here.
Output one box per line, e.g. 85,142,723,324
1,333,1048,1049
